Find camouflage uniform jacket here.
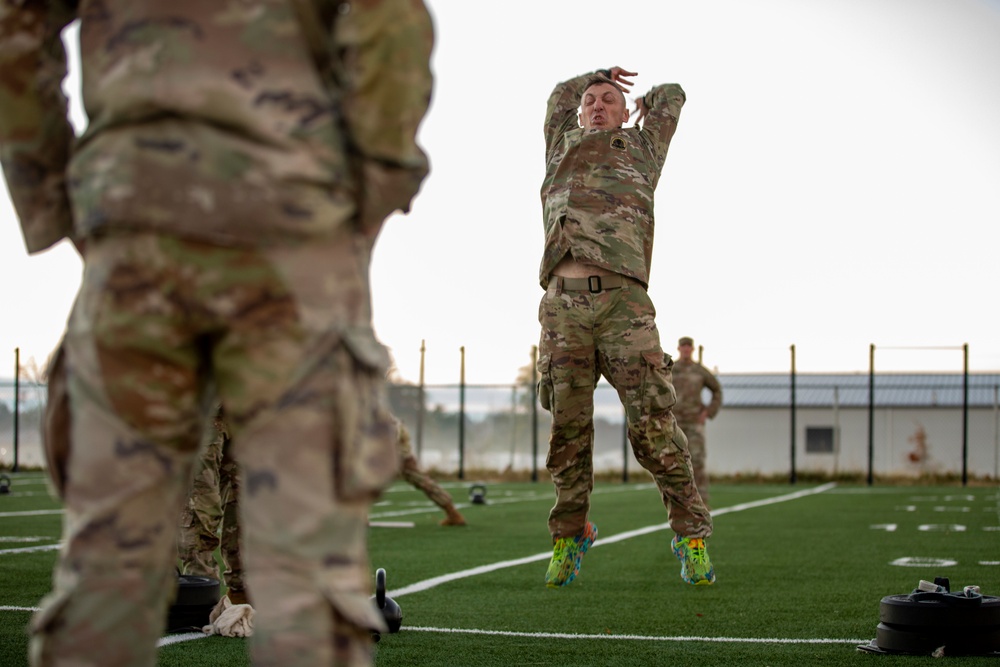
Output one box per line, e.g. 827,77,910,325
538,70,685,288
671,358,723,424
0,0,433,254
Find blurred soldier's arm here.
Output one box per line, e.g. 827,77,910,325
701,366,723,422
0,0,78,254
333,0,434,243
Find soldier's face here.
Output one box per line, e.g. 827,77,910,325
579,83,628,130
678,343,694,360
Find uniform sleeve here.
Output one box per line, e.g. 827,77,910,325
637,82,685,181
333,0,434,237
702,366,723,419
543,70,601,161
0,0,77,254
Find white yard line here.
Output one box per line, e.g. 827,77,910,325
389,483,837,598
405,625,868,645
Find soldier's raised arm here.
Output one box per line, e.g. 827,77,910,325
333,0,434,240
0,0,78,254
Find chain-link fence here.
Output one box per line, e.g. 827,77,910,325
4,374,998,483
0,378,47,470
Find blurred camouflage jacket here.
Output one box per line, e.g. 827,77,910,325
0,0,433,254
671,358,722,424
539,70,685,288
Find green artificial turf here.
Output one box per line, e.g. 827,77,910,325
1,471,998,666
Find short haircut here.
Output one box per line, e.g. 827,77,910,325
582,77,625,106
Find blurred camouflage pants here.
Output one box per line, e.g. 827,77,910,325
536,278,712,541
177,408,244,593
677,421,709,504
31,231,397,667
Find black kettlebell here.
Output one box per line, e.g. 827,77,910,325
469,483,487,505
0,474,10,495
371,567,402,642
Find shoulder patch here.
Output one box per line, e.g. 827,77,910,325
610,136,627,150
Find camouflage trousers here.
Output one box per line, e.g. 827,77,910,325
31,231,398,667
677,421,709,504
177,408,244,593
396,421,454,510
536,278,712,541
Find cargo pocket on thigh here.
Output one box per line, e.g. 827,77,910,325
318,572,388,634
537,353,553,412
334,329,400,502
639,349,677,440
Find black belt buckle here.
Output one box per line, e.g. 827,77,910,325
588,276,602,293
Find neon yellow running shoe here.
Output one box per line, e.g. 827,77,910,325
671,535,715,586
545,522,598,588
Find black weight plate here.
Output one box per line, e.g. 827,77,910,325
876,622,1000,655
174,575,221,607
165,602,216,634
880,593,1000,628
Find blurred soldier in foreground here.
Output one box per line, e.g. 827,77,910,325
671,337,723,506
535,66,714,589
393,417,466,526
0,1,433,665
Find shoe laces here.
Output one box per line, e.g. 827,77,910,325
686,538,707,564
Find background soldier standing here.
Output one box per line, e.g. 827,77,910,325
536,66,714,589
178,407,248,605
0,2,433,665
672,337,723,506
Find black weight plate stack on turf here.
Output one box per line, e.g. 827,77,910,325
165,574,220,634
858,583,1000,656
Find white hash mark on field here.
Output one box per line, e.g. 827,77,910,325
388,482,838,599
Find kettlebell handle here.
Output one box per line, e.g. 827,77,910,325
375,567,386,608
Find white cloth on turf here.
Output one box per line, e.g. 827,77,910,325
202,595,255,637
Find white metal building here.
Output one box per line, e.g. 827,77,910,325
705,373,1000,479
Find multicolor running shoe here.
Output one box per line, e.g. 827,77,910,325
545,521,598,588
671,535,715,585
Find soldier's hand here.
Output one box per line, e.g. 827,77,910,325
633,96,649,125
606,66,637,93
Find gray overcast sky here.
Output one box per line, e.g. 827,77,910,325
2,0,999,385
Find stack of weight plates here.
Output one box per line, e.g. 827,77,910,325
858,579,1000,656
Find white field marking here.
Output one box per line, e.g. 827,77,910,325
870,524,898,532
0,543,60,556
933,506,970,512
0,536,50,542
369,521,415,528
0,478,50,486
0,609,212,647
0,509,64,518
157,632,209,647
370,483,656,520
890,557,958,567
405,625,868,645
917,524,966,532
388,482,837,599
980,561,1000,566
0,492,55,498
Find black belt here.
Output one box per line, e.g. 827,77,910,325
549,275,628,293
